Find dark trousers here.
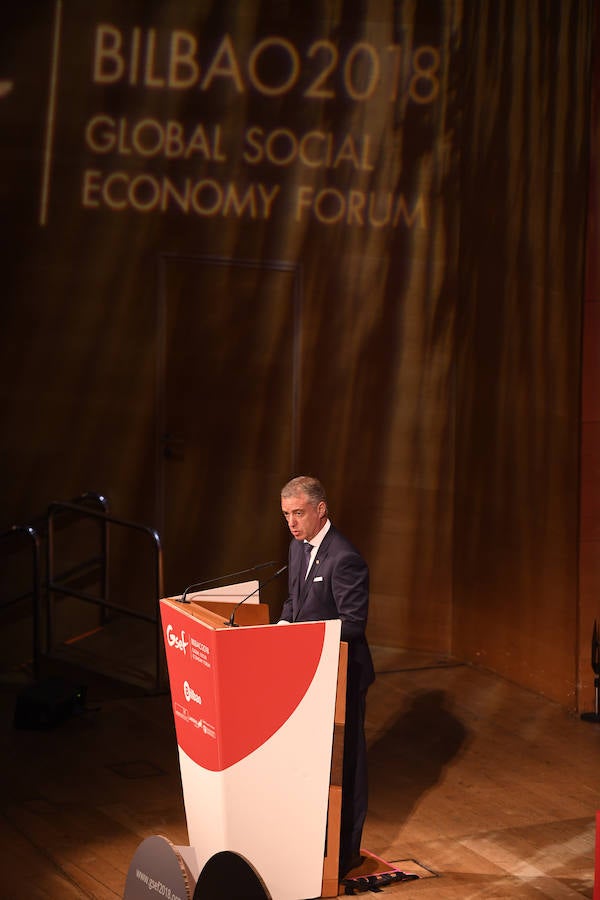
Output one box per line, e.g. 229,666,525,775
339,675,368,876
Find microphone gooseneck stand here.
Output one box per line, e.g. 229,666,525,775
177,560,278,604
227,565,288,627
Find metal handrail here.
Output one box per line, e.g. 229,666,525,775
0,525,42,680
47,501,164,692
56,492,110,624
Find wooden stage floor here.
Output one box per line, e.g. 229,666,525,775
0,639,598,899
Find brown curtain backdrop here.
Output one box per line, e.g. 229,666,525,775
0,1,594,708
580,3,600,713
454,1,592,705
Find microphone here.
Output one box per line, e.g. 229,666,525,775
177,560,278,604
226,564,288,627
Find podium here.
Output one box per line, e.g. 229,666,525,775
124,580,346,900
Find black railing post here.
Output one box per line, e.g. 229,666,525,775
78,493,110,622
581,620,600,723
152,527,164,694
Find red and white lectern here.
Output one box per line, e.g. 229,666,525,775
157,582,345,900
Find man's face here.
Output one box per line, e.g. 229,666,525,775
281,491,326,542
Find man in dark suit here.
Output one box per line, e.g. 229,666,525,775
279,475,375,879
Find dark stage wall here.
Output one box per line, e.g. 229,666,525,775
0,1,593,709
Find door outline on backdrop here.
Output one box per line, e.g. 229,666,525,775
155,253,303,542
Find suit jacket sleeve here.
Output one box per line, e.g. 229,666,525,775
331,549,370,644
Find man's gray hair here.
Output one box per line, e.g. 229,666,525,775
281,475,327,510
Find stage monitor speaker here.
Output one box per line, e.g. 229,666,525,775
14,677,87,730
